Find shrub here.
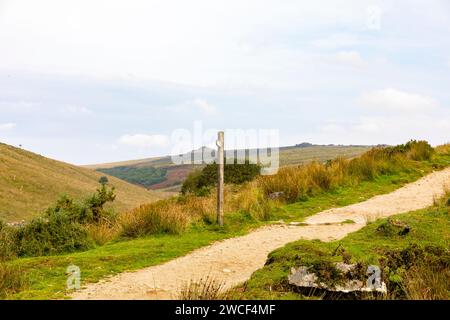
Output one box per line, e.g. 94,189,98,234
0,183,117,258
14,210,93,257
181,169,212,196
43,184,117,225
181,161,261,195
82,184,117,223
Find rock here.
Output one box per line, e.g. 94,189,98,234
222,268,232,273
6,220,26,228
377,218,411,236
268,192,285,200
288,263,387,294
289,222,308,226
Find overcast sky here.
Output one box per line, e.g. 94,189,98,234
0,0,449,165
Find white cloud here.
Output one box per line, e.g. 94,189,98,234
320,123,347,134
167,98,218,115
357,88,438,112
118,134,170,148
334,51,366,68
0,0,399,87
312,34,359,49
307,112,450,147
191,98,218,115
353,121,380,133
0,123,16,131
0,100,40,112
62,106,93,115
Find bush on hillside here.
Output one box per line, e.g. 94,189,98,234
379,140,434,161
43,184,117,225
13,211,93,257
1,183,117,258
181,161,261,196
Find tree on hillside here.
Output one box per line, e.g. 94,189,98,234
99,176,109,186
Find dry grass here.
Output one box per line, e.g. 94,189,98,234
0,225,18,261
177,195,217,224
256,145,423,203
179,275,226,300
85,221,121,246
402,264,449,300
119,200,190,237
257,160,347,202
435,143,450,155
0,263,28,299
227,181,275,221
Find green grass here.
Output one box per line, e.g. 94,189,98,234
3,157,445,300
233,199,450,300
7,218,266,300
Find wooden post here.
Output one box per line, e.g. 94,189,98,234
216,131,224,227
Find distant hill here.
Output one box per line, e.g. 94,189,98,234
0,143,170,222
85,144,372,192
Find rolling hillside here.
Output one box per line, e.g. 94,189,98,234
85,144,372,191
0,143,169,222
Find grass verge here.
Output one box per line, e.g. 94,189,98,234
232,194,449,300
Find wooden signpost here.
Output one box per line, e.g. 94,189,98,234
216,131,224,227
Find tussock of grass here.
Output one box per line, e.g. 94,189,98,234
179,275,226,300
402,264,449,300
0,224,18,262
85,221,121,246
119,200,190,237
435,143,450,156
0,263,28,299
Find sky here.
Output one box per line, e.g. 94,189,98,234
0,0,449,165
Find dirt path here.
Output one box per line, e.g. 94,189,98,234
72,168,450,300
